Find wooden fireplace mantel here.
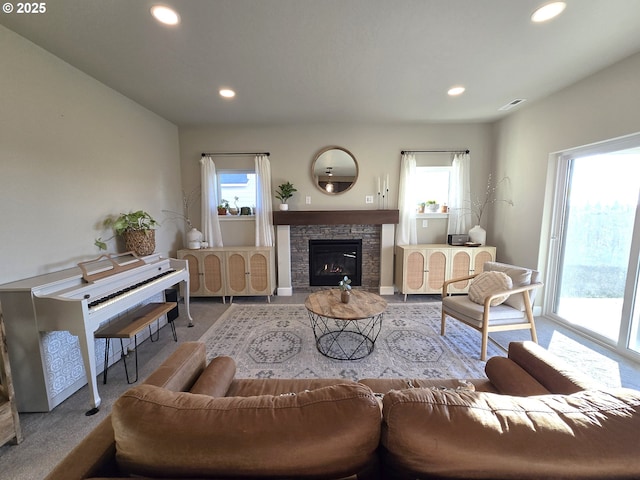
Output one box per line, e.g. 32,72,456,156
272,209,399,226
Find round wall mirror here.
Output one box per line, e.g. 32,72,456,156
311,146,359,194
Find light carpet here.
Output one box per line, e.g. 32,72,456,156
199,303,502,380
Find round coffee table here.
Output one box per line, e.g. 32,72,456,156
304,289,387,360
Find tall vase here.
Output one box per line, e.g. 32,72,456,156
468,225,486,245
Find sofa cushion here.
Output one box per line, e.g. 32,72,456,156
112,383,381,479
468,271,513,306
189,355,236,397
484,356,550,396
484,261,533,310
508,341,601,393
381,387,640,479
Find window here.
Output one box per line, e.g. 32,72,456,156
414,166,451,212
545,133,640,360
218,171,256,212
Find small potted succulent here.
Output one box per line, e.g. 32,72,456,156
338,275,352,304
217,199,229,215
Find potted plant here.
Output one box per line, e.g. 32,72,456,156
229,196,240,216
417,202,426,213
426,200,439,212
95,210,158,256
217,199,229,215
275,182,297,211
338,275,352,303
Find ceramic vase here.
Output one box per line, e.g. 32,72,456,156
279,203,289,211
186,228,203,249
468,225,487,245
341,290,350,304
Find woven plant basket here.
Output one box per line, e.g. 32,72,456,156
123,230,155,256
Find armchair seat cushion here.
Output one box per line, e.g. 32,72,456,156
443,295,527,327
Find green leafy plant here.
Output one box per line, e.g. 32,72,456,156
218,199,230,210
338,275,352,291
94,210,158,250
275,182,297,203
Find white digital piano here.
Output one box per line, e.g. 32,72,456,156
0,252,192,413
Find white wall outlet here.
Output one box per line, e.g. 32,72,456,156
422,220,429,228
365,195,374,204
305,195,311,204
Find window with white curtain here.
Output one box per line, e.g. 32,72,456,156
217,170,256,212
414,166,452,211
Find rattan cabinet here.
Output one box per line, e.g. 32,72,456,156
447,246,496,294
395,246,449,300
178,249,225,298
395,244,496,300
178,247,275,302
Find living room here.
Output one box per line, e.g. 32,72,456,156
1,1,640,478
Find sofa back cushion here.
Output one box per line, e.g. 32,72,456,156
112,383,381,479
381,387,640,479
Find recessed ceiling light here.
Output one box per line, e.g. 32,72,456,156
151,5,180,25
219,89,236,98
531,2,566,23
448,86,465,96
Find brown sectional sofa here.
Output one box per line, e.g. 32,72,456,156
45,341,640,480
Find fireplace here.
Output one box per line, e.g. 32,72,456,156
309,239,362,287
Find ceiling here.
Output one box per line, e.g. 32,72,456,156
3,0,640,127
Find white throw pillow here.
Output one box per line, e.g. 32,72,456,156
468,271,513,306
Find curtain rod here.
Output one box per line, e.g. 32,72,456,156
401,149,469,155
201,152,270,157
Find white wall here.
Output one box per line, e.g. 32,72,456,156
179,122,493,246
491,51,640,270
0,26,183,284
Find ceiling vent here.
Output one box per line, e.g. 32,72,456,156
499,98,527,111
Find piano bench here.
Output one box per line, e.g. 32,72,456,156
95,302,178,384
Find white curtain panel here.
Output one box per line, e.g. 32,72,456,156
254,154,274,247
447,152,472,235
396,153,417,245
200,156,223,247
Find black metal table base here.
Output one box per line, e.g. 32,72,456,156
307,311,383,360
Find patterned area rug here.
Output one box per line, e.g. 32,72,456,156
199,303,502,380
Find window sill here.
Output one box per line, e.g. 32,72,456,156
218,215,255,222
416,213,449,219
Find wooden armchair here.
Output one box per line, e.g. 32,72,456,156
441,262,543,360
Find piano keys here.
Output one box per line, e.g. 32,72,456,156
0,253,192,413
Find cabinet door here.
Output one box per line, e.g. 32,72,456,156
425,249,448,293
226,252,248,295
247,250,272,295
202,251,225,296
404,250,427,294
473,247,495,275
448,247,496,293
179,251,203,296
449,249,472,293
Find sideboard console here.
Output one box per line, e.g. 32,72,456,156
395,244,496,300
177,247,275,303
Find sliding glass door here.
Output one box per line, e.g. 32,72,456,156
547,136,640,358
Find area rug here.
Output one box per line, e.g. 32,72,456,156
198,303,503,380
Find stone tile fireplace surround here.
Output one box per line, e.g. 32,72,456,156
273,210,399,296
